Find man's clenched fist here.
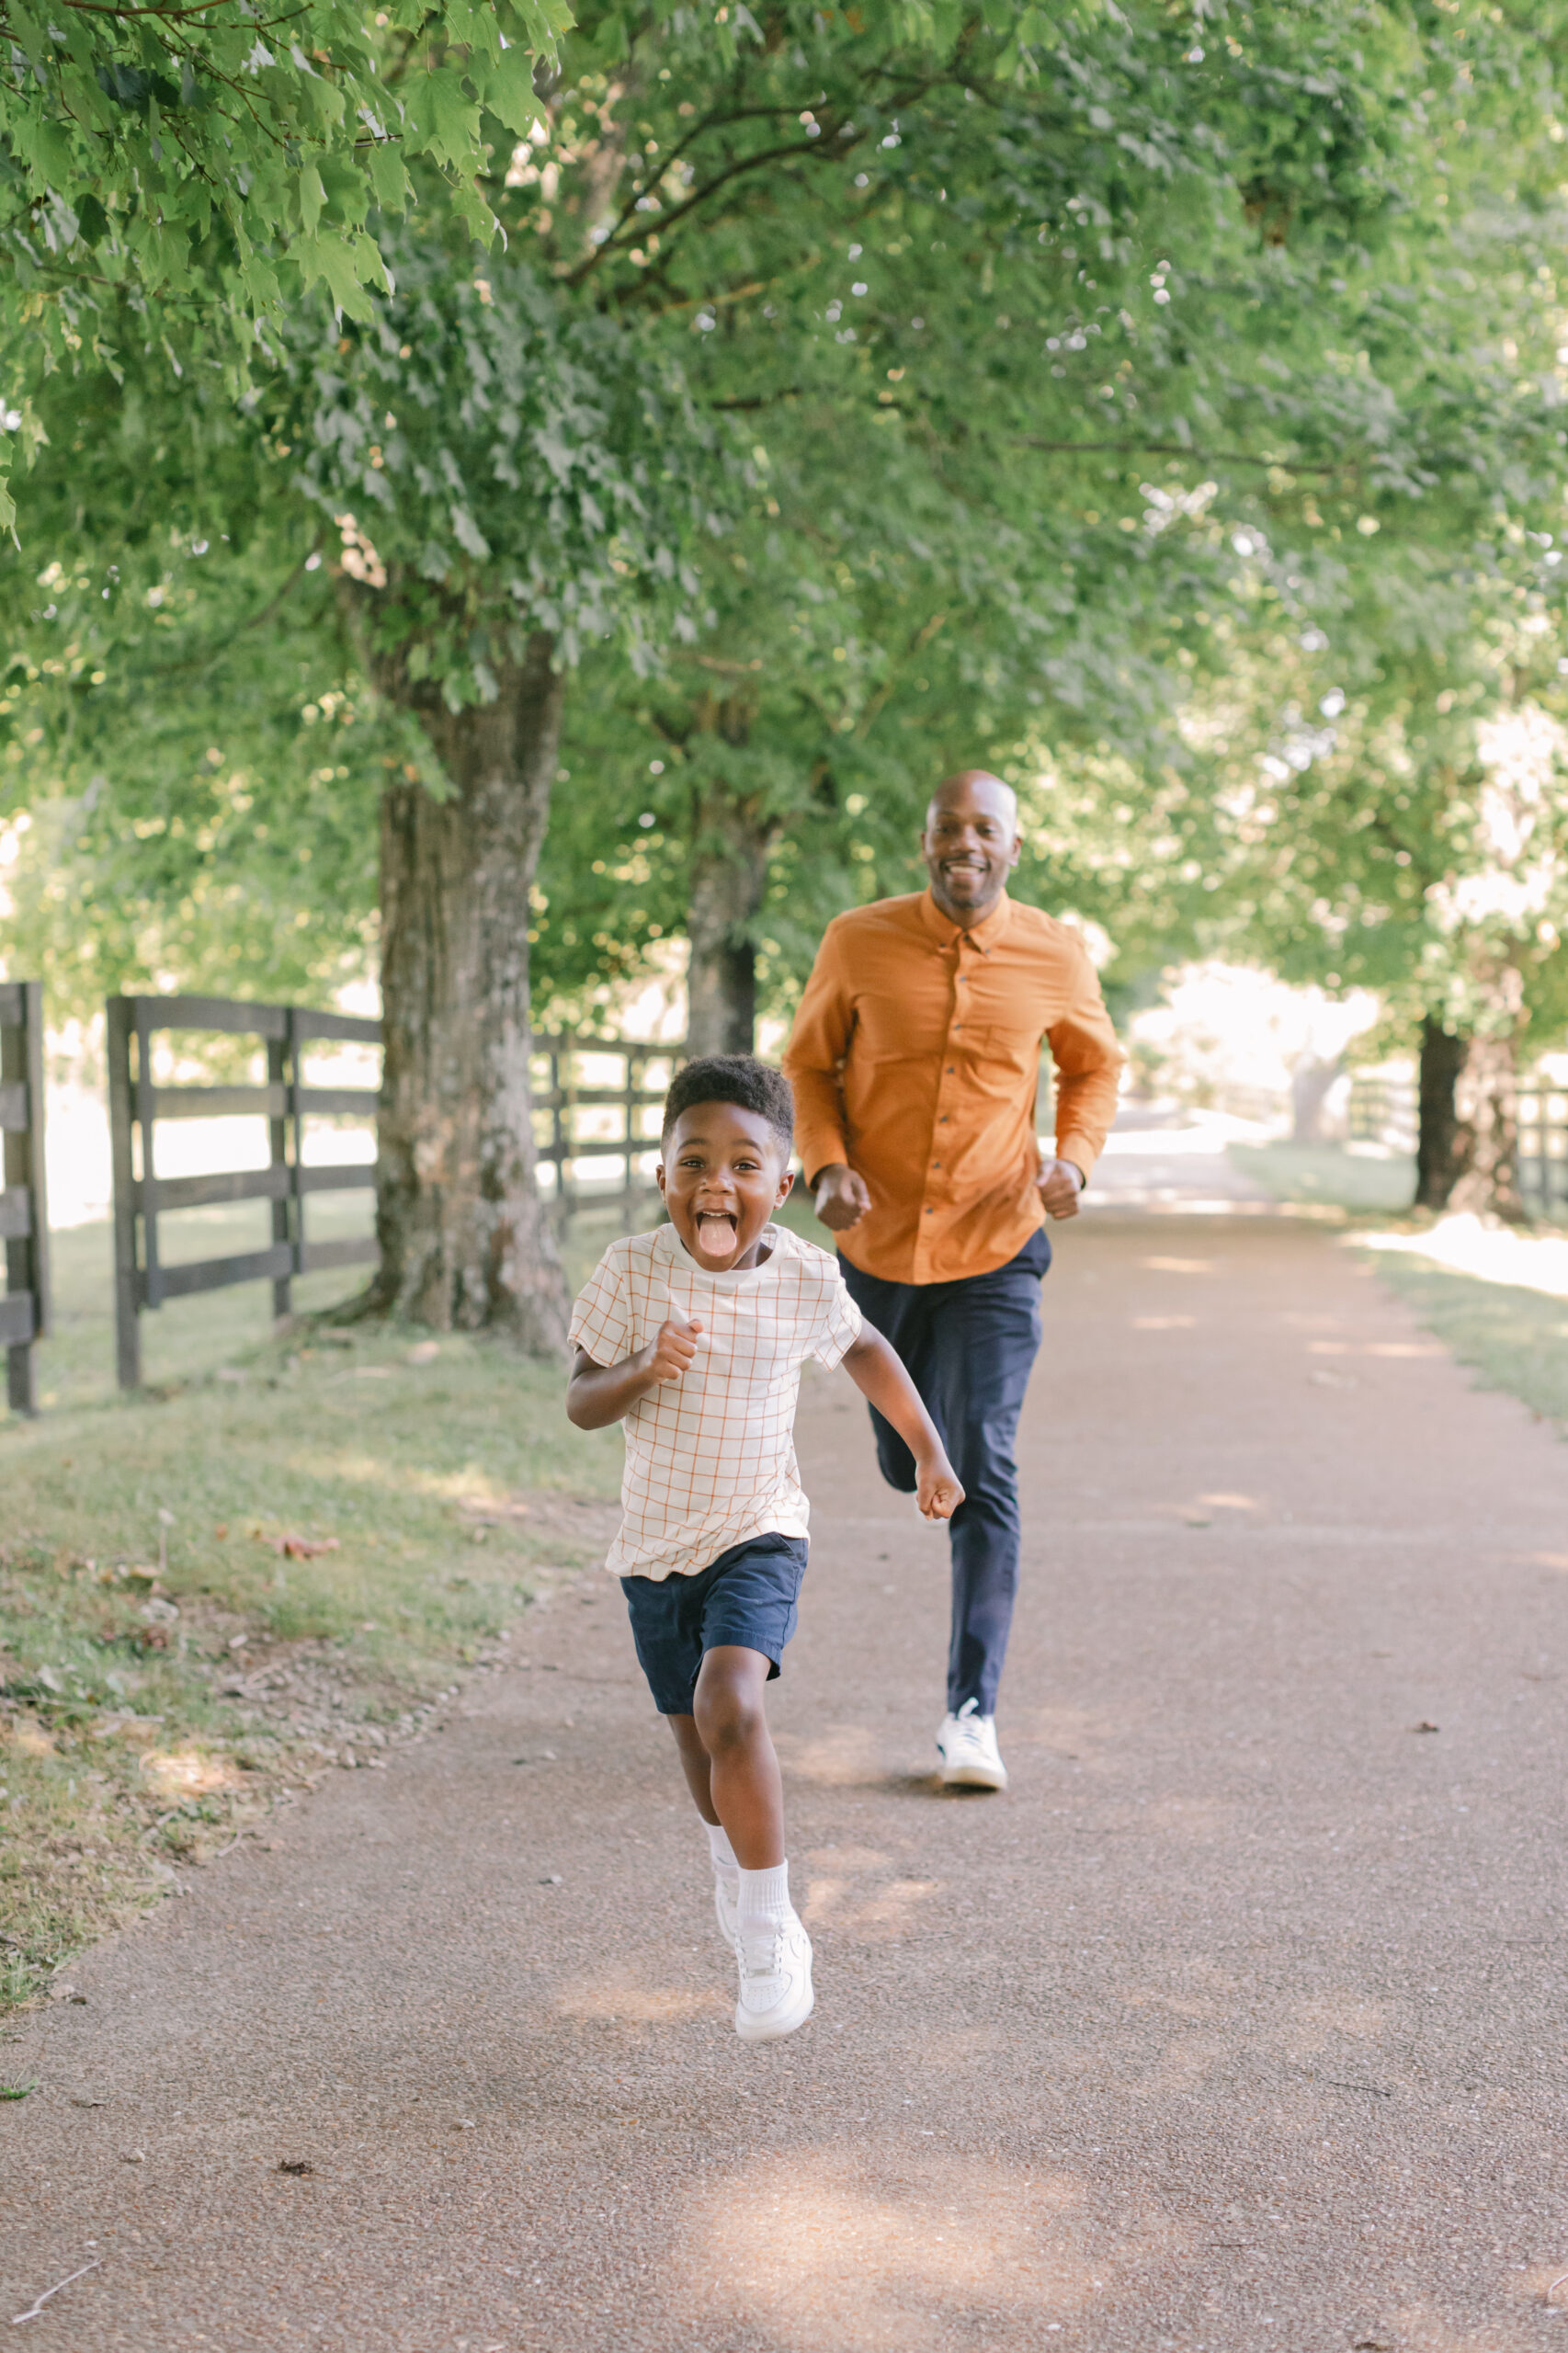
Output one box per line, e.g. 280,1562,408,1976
812,1164,872,1233
1036,1156,1085,1221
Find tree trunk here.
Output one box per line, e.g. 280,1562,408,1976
1290,1051,1344,1145
1415,1018,1467,1209
1415,1006,1526,1222
369,629,571,1351
685,788,776,1058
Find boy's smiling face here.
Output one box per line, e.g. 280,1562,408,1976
657,1100,794,1273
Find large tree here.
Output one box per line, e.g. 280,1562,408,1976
529,0,1568,1069
10,0,1568,1350
1192,556,1568,1219
1,224,713,1347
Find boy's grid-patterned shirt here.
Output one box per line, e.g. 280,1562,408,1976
569,1222,863,1580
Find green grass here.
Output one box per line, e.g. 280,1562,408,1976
1222,1144,1568,1437
29,1189,381,1416
1365,1252,1568,1437
1227,1142,1418,1213
0,1200,635,2015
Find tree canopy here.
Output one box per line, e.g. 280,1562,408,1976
5,0,1568,1281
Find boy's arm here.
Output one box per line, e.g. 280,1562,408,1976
841,1326,964,1520
566,1311,702,1430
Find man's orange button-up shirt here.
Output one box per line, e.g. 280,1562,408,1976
781,889,1124,1285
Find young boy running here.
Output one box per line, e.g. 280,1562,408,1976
567,1054,962,2043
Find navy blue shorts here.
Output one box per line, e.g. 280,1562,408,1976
620,1534,808,1716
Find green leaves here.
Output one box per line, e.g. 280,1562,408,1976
294,231,389,321
282,227,712,693
483,46,546,140
9,0,1568,1075
404,69,484,174
0,0,572,529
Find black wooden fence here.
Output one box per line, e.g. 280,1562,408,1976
107,994,381,1390
530,1033,685,1221
1349,1068,1568,1213
104,1000,687,1388
1347,1074,1419,1154
0,981,50,1415
1518,1074,1568,1214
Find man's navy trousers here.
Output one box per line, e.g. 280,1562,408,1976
838,1229,1050,1717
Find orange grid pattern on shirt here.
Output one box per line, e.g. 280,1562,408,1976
569,1223,862,1582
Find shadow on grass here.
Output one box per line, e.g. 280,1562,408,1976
1367,1253,1568,1433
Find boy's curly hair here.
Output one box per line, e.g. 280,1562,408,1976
661,1055,795,1154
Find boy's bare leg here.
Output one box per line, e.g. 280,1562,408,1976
669,1714,721,1824
668,1644,784,1869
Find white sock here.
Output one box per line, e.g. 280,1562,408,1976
705,1821,738,1877
736,1859,791,1940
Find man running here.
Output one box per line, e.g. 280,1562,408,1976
781,769,1123,1790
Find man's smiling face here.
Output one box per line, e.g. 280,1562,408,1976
657,1101,795,1272
920,770,1022,927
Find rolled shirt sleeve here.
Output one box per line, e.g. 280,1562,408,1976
1049,938,1125,1186
782,918,856,1188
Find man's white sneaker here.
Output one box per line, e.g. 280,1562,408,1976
734,1912,814,2042
936,1699,1008,1790
714,1870,740,1951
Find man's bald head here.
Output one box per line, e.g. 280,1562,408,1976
926,769,1018,834
920,767,1023,930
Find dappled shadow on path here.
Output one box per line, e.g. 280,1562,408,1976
663,2145,1151,2353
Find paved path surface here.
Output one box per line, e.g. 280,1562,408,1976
7,1211,1568,2353
1079,1104,1273,1211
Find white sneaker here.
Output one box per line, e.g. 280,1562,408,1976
734,1911,814,2042
714,1869,740,1950
936,1699,1008,1790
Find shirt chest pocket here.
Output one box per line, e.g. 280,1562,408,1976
853,982,953,1065
948,1021,1042,1103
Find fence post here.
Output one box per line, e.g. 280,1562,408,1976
134,998,164,1313
287,1006,306,1284
267,1028,292,1322
2,981,50,1415
621,1047,637,1227
558,1043,577,1222
106,995,142,1392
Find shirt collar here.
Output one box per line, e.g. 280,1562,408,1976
918,886,1014,954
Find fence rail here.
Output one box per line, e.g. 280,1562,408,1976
107,993,381,1390
1347,1075,1419,1155
1347,1069,1568,1215
104,1000,687,1388
530,1034,686,1221
1519,1077,1568,1215
0,981,50,1415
